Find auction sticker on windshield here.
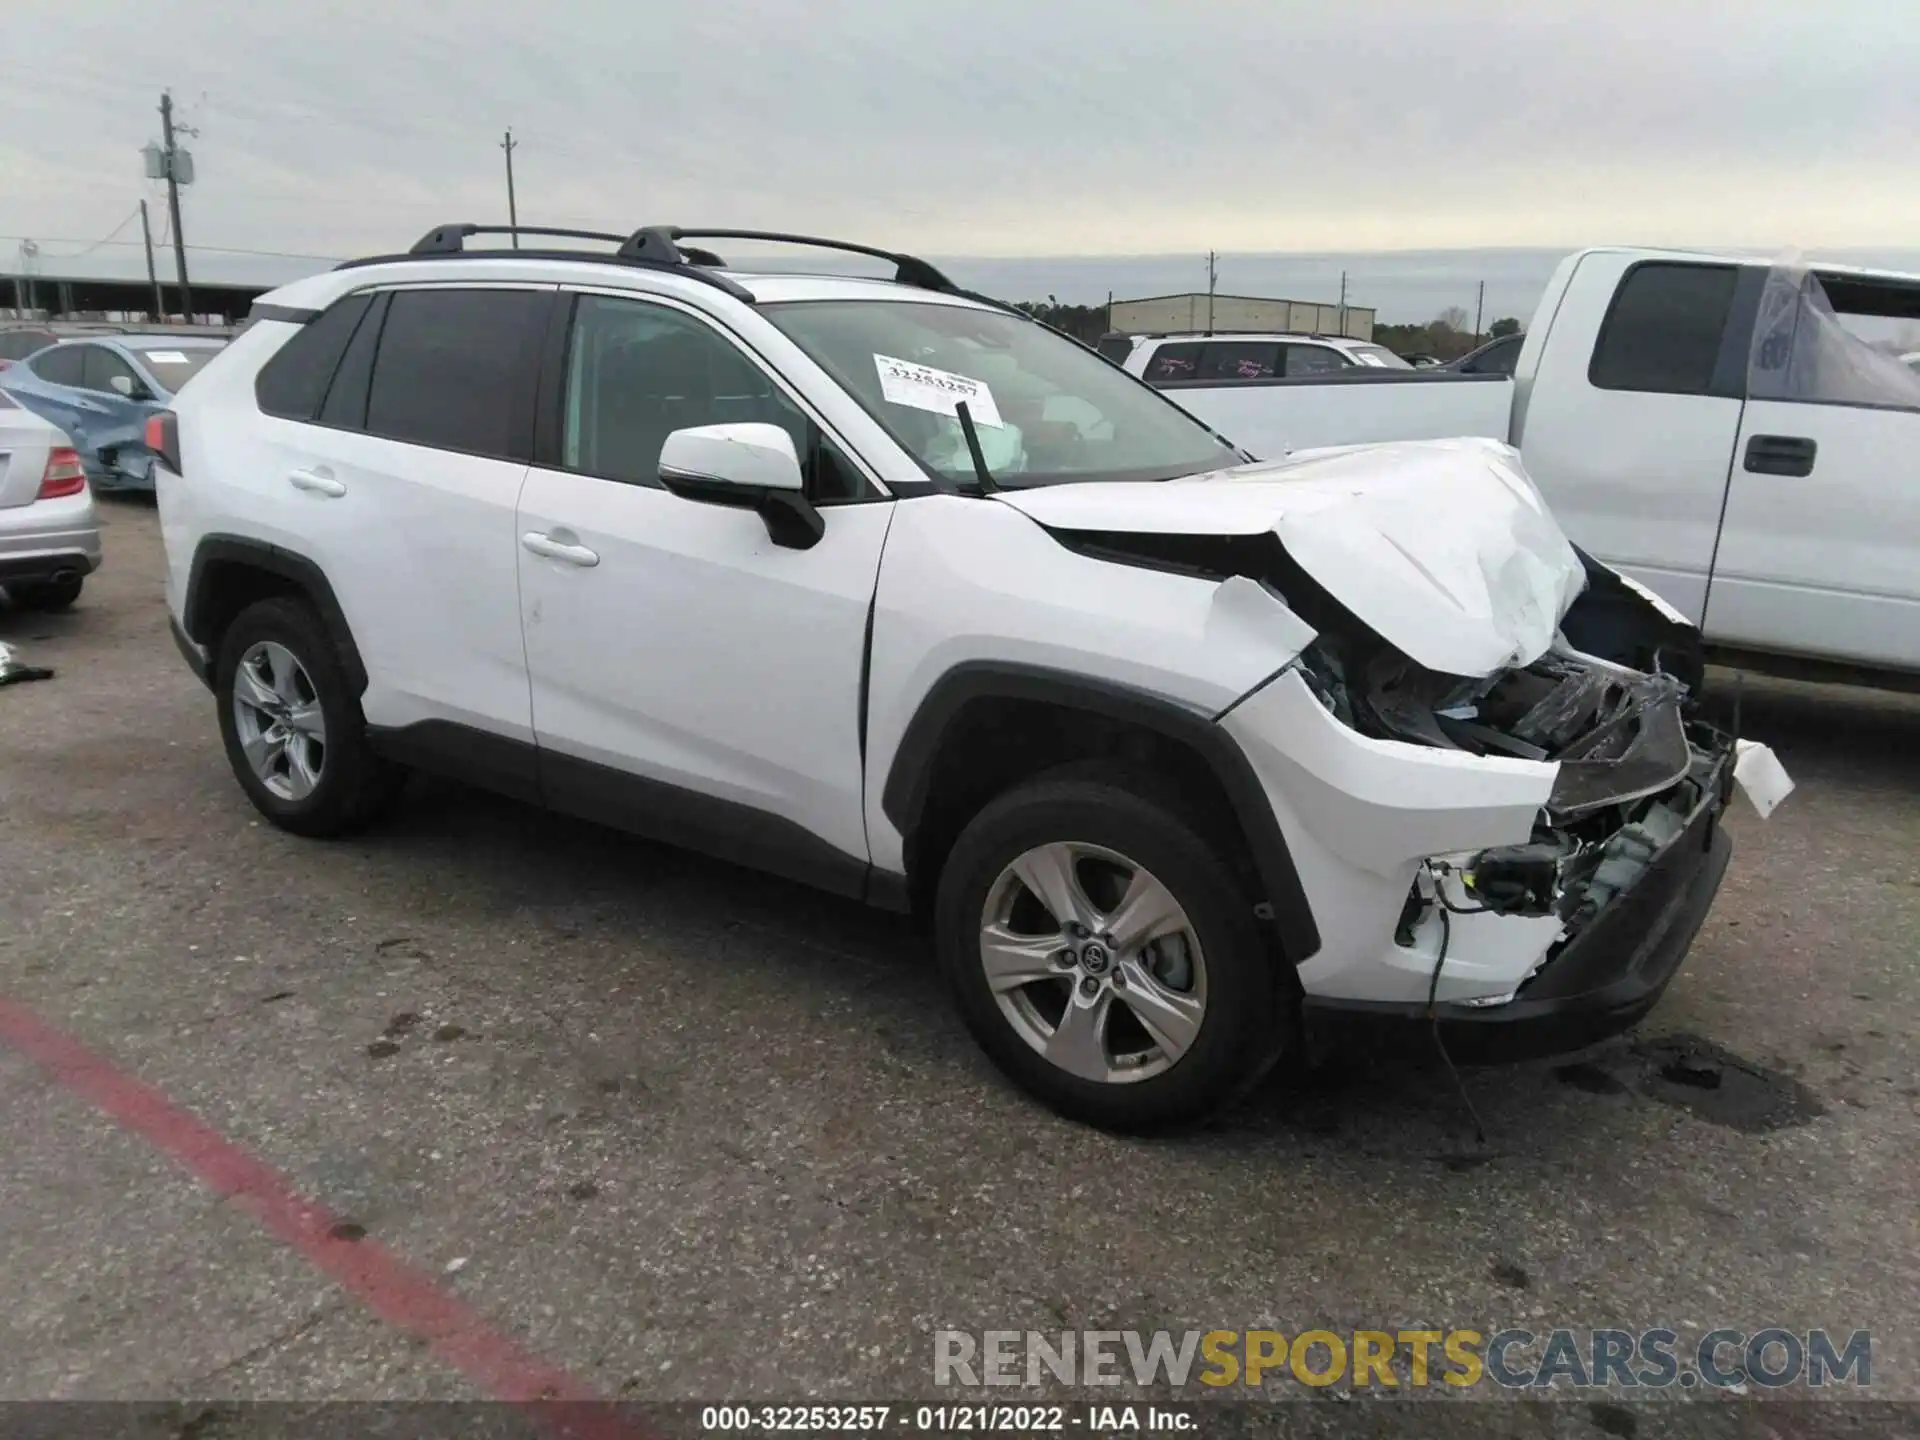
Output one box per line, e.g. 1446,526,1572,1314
874,354,1003,427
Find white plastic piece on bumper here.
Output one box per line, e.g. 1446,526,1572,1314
1733,740,1794,819
1221,669,1563,1005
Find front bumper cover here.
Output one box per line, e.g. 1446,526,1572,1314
1304,751,1734,1062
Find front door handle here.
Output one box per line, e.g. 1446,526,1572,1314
287,467,347,497
1743,434,1817,477
522,531,600,567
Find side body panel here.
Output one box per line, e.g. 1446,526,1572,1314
861,495,1317,874
1711,398,1920,669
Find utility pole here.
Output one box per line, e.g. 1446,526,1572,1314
1337,270,1348,337
159,91,193,321
139,200,163,323
1474,280,1485,344
18,240,38,317
1206,251,1217,335
501,129,520,246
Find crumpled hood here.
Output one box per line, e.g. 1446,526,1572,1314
994,437,1587,677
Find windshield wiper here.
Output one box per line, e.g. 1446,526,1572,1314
953,400,999,495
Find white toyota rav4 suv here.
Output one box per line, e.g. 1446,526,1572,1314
155,224,1745,1130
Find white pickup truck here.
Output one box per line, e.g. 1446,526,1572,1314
1135,248,1920,686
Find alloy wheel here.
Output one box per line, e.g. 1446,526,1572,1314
979,841,1208,1085
231,640,327,802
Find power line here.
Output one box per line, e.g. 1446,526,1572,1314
0,236,344,262
33,208,143,259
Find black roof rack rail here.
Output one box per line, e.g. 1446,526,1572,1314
338,223,1014,312
654,229,963,295
335,223,756,302
407,223,629,254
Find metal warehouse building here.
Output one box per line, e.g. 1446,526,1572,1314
1109,292,1375,341
3,245,326,325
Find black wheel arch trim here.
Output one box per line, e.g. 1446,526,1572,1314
879,662,1321,963
183,534,369,696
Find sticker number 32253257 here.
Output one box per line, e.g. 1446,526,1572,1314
874,353,1004,428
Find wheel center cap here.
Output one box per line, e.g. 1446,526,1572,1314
1080,942,1110,975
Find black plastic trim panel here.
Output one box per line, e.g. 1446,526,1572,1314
358,720,913,911
182,535,369,695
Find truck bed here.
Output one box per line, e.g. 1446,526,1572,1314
1149,370,1514,459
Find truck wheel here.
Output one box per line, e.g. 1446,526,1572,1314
934,765,1283,1131
213,597,400,838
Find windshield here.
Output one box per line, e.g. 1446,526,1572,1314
1349,344,1412,369
132,344,223,388
763,300,1240,489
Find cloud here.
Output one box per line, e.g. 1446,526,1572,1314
3,0,1917,264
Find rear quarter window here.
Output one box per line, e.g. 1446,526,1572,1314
30,346,87,387
254,294,375,421
1143,343,1205,382
1589,262,1739,396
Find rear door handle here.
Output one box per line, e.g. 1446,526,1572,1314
287,467,346,497
521,531,600,567
1743,434,1817,477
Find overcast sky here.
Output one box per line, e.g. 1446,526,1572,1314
4,0,1917,279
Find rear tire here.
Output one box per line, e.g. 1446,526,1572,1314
19,575,83,610
934,764,1285,1132
214,597,400,837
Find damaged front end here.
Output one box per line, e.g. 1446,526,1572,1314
1296,574,1734,976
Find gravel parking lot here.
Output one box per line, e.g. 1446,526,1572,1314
2,501,1915,1432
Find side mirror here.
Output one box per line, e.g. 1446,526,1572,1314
658,423,823,550
109,374,151,400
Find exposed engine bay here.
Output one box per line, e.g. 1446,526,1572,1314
1292,575,1733,947
1050,524,1733,952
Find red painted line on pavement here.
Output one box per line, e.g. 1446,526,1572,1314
0,998,651,1440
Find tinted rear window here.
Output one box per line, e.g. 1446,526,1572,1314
30,346,86,387
1143,343,1204,382
255,294,374,421
1197,342,1280,380
363,289,546,460
1590,262,1738,396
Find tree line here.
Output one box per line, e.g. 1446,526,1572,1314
1013,297,1523,360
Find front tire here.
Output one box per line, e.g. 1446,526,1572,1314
214,597,399,837
934,766,1284,1131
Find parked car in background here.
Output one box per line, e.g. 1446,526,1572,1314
1119,331,1415,381
1445,332,1525,377
1,334,226,491
0,392,99,609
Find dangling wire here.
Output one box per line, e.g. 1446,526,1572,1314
1425,901,1491,1150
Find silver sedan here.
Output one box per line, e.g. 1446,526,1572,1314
0,393,100,610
